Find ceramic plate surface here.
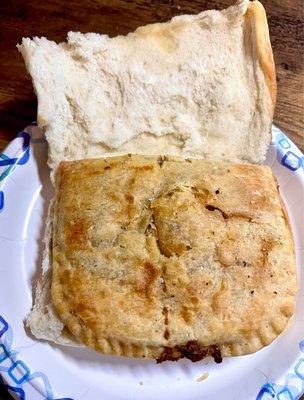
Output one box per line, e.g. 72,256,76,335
0,124,303,400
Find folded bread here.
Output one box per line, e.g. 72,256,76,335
18,0,275,178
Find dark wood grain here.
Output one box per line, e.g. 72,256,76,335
0,0,303,152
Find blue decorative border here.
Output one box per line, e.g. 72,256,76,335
0,131,30,214
255,129,304,399
256,341,304,400
0,126,303,399
0,315,72,400
273,129,304,172
0,126,73,399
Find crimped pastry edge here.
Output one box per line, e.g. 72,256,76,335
54,301,294,359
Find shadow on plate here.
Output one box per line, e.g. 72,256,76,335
50,340,207,378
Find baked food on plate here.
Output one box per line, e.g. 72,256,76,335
17,0,295,362
51,155,296,361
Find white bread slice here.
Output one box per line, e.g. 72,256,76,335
18,0,275,179
26,201,80,345
18,0,276,346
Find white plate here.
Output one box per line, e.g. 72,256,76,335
0,124,303,400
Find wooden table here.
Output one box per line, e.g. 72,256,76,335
0,1,303,399
0,0,303,153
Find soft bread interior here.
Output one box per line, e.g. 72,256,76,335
27,201,80,345
18,0,275,180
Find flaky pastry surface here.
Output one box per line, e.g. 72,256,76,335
52,155,296,360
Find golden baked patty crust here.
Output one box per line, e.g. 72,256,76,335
52,155,296,361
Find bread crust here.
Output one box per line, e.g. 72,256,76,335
246,1,277,117
18,0,275,171
51,155,296,360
